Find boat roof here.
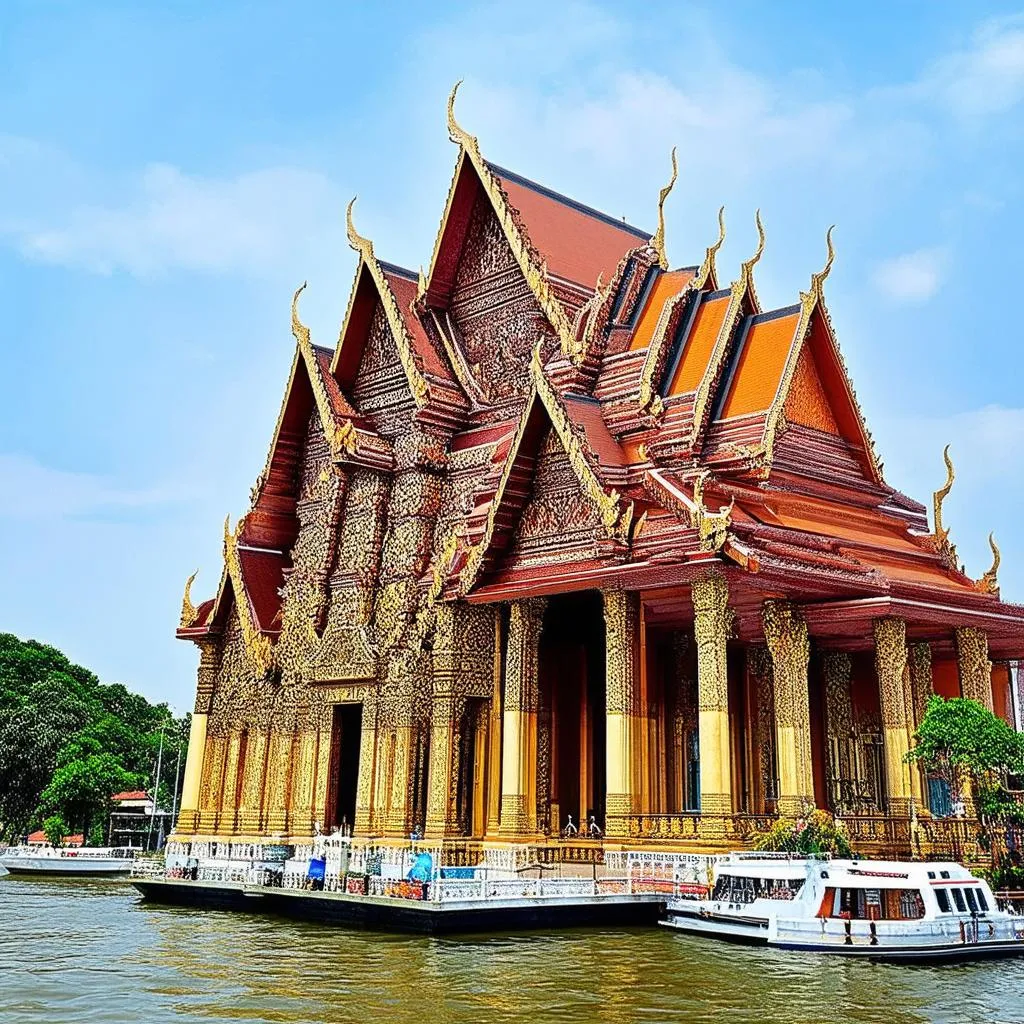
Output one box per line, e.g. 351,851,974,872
717,853,981,884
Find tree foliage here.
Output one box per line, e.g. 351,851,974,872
0,633,189,839
42,813,68,848
750,807,853,858
906,696,1024,787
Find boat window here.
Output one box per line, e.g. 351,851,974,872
711,875,803,903
935,888,951,913
927,871,936,879
939,870,950,879
836,887,924,920
951,888,967,913
976,888,990,912
963,887,979,913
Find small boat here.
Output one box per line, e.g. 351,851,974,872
662,852,1024,962
0,845,138,877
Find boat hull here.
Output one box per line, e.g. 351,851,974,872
0,856,133,876
663,909,1024,963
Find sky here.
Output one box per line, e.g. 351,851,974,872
2,1,1024,711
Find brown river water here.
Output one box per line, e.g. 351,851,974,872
2,875,1024,1023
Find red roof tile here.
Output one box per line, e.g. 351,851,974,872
489,164,650,289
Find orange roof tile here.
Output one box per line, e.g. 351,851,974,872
718,310,800,420
628,270,694,351
489,164,649,289
666,293,731,395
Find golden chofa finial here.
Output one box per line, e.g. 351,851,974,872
697,205,726,286
223,513,233,553
290,280,310,347
345,196,374,259
180,569,198,628
652,146,678,270
446,79,478,151
978,532,1001,594
810,225,836,299
932,443,955,540
741,209,766,279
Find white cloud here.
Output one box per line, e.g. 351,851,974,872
919,15,1024,119
10,163,344,278
0,454,185,520
871,247,948,303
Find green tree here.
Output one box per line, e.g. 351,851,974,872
42,813,68,848
907,696,1024,793
38,753,139,839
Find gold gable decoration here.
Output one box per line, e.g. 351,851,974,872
976,532,1001,595
691,471,734,552
637,205,726,417
291,282,359,457
930,444,960,570
427,82,587,367
222,515,275,677
344,200,431,406
688,210,765,451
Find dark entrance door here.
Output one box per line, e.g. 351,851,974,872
327,703,363,833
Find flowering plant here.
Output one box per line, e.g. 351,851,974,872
750,806,852,858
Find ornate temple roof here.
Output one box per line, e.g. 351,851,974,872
178,85,1024,662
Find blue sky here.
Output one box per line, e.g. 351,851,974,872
3,1,1024,710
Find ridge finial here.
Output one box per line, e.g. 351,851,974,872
741,209,766,278
978,532,1001,593
933,444,954,538
810,224,836,298
346,196,372,257
698,205,726,285
652,146,678,270
291,281,310,346
180,569,199,628
447,80,478,151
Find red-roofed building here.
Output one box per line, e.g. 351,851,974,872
172,86,1024,864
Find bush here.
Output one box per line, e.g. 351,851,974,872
42,813,68,848
751,807,852,858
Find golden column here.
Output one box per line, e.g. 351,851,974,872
425,694,466,838
238,728,268,835
354,693,379,835
692,573,734,819
485,612,505,837
908,642,934,727
498,598,546,837
175,640,217,836
604,591,642,836
763,600,813,816
873,617,918,817
823,651,853,813
955,627,994,711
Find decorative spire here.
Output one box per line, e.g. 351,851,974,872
180,570,198,628
651,146,678,270
931,444,959,568
447,79,479,153
741,209,766,281
697,205,726,287
809,225,836,300
291,281,310,347
977,532,1001,594
346,196,373,259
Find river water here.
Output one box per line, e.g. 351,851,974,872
2,876,1024,1024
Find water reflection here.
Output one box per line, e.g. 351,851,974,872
3,877,1024,1024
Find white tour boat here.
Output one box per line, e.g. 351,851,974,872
0,845,138,877
663,852,1024,961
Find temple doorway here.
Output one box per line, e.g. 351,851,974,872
538,592,606,836
326,703,362,833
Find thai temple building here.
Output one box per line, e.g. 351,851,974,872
174,87,1024,860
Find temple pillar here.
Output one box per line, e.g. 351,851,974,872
264,726,295,834
908,642,934,727
353,693,379,835
499,599,546,837
956,627,994,711
763,600,813,816
425,694,466,837
199,732,227,833
668,633,693,813
874,617,916,817
823,651,853,813
221,730,243,834
692,573,733,819
747,645,776,814
604,591,642,836
486,613,505,836
289,727,317,837
238,728,267,834
177,711,208,834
